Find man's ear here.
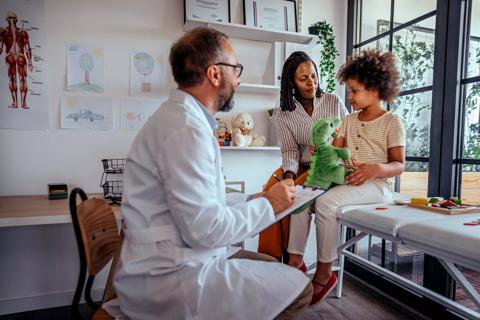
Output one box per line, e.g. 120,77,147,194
206,65,222,88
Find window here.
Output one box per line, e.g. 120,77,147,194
346,0,480,316
348,0,436,291
459,0,480,205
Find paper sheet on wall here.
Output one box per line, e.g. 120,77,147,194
275,186,325,221
60,95,113,130
0,0,49,130
67,43,104,93
119,98,162,130
130,50,164,97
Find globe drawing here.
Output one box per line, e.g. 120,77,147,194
134,52,155,76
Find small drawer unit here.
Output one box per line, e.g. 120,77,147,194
48,183,68,200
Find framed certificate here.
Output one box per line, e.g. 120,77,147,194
244,0,297,32
184,0,231,23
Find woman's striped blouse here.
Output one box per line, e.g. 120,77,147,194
275,93,348,175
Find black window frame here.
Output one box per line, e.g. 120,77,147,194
344,0,480,318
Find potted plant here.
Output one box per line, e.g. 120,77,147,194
308,21,339,93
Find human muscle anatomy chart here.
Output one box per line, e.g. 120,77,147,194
0,0,49,129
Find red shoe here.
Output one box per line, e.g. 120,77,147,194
298,261,307,273
309,272,337,307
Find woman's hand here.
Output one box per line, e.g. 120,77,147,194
346,161,379,186
309,145,316,155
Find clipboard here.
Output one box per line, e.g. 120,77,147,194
275,185,326,221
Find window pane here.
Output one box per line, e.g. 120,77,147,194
393,17,436,91
394,0,436,25
400,162,429,197
356,34,389,52
466,0,480,78
358,0,391,43
359,0,391,42
391,92,432,157
461,164,480,205
462,83,480,160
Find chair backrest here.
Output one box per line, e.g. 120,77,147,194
70,188,120,319
76,197,119,275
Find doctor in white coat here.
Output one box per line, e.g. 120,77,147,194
113,27,312,320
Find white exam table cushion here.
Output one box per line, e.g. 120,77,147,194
397,213,480,270
338,204,447,238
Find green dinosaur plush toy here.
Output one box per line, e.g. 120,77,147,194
304,117,352,189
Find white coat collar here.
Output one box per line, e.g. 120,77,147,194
169,89,218,131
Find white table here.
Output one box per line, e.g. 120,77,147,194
336,202,480,319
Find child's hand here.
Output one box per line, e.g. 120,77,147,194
346,161,379,186
309,145,316,155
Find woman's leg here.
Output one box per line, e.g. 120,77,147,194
286,207,312,267
313,181,392,287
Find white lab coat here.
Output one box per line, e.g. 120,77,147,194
113,89,309,320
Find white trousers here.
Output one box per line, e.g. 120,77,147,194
288,180,392,262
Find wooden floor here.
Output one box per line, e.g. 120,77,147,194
0,274,423,320
300,274,422,320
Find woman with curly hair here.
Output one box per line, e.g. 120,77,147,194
287,49,406,306
258,51,348,263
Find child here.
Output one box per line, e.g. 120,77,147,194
287,49,406,306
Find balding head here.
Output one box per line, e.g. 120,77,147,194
169,27,229,88
6,12,17,23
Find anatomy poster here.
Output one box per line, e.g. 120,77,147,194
0,0,49,130
120,98,162,130
130,50,164,97
60,95,113,130
67,43,104,93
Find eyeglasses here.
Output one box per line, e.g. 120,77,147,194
214,62,244,77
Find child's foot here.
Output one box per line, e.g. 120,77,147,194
309,272,337,306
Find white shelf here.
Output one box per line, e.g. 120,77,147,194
220,146,280,151
237,83,280,94
184,18,315,45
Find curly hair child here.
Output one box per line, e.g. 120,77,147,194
287,49,406,307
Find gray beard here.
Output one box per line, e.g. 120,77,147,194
219,96,234,112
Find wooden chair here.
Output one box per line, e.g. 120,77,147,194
69,188,122,320
258,167,309,261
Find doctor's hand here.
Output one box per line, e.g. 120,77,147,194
263,179,295,214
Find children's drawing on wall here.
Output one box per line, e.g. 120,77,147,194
120,98,162,130
0,0,49,130
130,50,164,96
61,95,113,130
67,43,104,93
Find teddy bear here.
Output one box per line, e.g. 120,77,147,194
304,117,353,189
231,112,266,147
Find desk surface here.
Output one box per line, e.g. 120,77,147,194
0,194,121,228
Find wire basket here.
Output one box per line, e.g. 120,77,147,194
101,180,123,205
100,158,125,205
101,159,125,174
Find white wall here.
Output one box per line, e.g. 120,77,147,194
301,0,348,99
0,0,181,196
0,0,347,197
0,0,347,314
